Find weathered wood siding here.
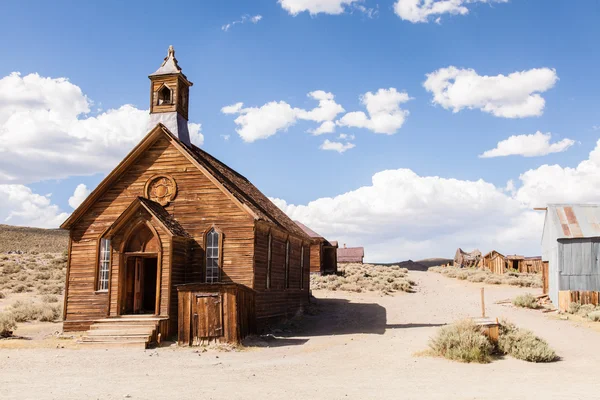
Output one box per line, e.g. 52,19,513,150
482,254,506,275
64,135,255,331
309,242,322,273
254,222,310,322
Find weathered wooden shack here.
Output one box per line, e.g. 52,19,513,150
60,47,312,348
453,248,481,268
481,250,506,274
337,244,364,264
294,221,338,275
506,255,543,274
541,204,600,308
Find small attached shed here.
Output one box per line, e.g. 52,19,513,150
542,204,600,308
294,221,338,275
337,245,364,264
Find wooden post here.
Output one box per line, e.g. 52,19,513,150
481,287,486,318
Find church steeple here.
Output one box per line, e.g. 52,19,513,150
148,45,193,145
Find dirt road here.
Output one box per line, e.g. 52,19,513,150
1,271,599,400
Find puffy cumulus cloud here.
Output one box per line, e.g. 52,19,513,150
336,88,411,134
309,121,336,135
0,184,69,228
515,139,600,208
68,183,91,209
0,72,203,184
221,90,344,142
480,132,575,158
423,66,558,118
394,0,508,23
279,0,362,15
222,14,262,32
320,139,355,153
272,168,544,261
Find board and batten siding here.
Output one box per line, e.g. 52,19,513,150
64,135,255,331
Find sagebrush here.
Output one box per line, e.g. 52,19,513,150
429,266,542,288
310,263,415,294
0,313,16,337
512,293,540,309
428,320,494,363
498,320,558,362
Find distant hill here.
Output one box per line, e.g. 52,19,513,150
375,257,453,271
0,224,68,253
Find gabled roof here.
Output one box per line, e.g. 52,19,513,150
337,247,364,262
483,250,504,259
106,197,190,238
149,45,192,85
62,124,309,240
294,221,323,239
544,204,600,240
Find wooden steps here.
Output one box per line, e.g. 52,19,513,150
80,316,167,349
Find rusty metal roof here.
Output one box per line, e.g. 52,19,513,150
546,204,600,239
337,247,365,262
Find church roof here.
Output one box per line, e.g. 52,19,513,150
150,45,191,83
62,124,309,240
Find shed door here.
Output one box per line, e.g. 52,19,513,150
194,294,223,339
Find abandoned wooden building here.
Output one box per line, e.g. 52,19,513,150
453,248,481,268
60,46,312,348
481,251,543,274
481,250,505,274
294,221,338,275
541,204,600,310
337,244,364,264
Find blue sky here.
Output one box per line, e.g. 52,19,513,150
1,0,599,261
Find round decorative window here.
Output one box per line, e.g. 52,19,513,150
144,175,177,206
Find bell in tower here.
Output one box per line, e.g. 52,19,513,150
148,45,193,145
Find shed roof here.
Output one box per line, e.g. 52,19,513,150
338,247,364,262
544,204,600,239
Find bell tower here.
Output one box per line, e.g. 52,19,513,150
148,45,193,145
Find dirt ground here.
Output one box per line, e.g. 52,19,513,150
1,270,600,400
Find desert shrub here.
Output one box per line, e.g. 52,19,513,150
484,276,502,285
456,271,469,280
8,300,61,322
512,293,539,309
588,311,600,322
35,272,52,281
38,284,63,295
42,294,59,303
498,320,558,363
567,302,581,314
12,284,31,293
576,304,596,317
0,313,17,337
310,263,414,294
467,273,487,283
3,264,21,274
428,320,494,363
0,291,5,299
38,305,61,322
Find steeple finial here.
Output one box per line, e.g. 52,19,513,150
150,45,183,76
168,45,175,58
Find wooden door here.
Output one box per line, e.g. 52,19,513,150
133,257,143,313
194,294,223,339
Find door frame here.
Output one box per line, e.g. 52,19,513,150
118,250,162,316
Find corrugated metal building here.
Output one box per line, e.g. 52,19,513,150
542,204,600,306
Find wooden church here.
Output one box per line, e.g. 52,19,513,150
60,46,312,348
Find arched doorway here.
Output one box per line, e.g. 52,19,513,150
121,223,161,315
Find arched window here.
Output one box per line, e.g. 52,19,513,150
300,245,304,289
266,233,272,289
157,85,172,105
206,228,220,283
97,238,111,291
285,240,290,289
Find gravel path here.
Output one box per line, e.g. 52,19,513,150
1,271,599,400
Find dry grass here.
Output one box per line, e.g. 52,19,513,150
310,263,415,295
566,302,600,321
429,266,542,288
512,293,540,309
0,252,66,296
0,313,16,337
498,320,558,363
428,319,558,364
0,224,68,253
428,320,494,363
7,300,62,323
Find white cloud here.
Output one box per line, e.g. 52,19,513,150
0,72,203,184
68,183,90,209
479,132,575,158
279,0,362,15
221,134,231,141
309,121,336,135
0,184,68,228
221,90,344,142
394,0,508,23
320,139,355,153
222,14,263,32
337,88,411,134
337,133,355,140
424,66,558,118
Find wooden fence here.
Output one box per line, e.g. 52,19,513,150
558,290,600,312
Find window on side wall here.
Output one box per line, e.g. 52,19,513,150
206,228,220,283
97,238,111,291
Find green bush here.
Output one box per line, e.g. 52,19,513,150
428,320,494,363
498,321,558,363
0,313,17,337
512,293,539,309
